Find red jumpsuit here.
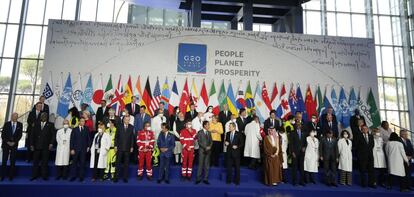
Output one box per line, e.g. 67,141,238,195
180,128,197,178
137,129,155,177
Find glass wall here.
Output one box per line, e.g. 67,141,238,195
303,0,411,131
0,0,129,126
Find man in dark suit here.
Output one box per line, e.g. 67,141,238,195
125,96,140,117
225,122,244,185
69,118,90,182
321,113,339,138
288,122,308,186
134,106,151,132
95,100,109,128
185,103,198,121
236,108,248,134
155,102,169,119
157,123,175,184
1,113,23,181
26,102,42,162
354,125,375,188
320,107,337,128
219,104,232,137
32,95,49,115
114,116,135,183
305,114,322,139
196,121,213,185
30,112,55,181
400,130,413,190
319,130,339,187
263,110,282,134
350,109,365,137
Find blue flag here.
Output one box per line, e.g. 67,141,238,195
57,74,73,118
330,88,338,117
338,87,350,128
348,87,357,116
81,75,94,114
296,86,307,121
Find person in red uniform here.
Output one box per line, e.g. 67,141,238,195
82,110,94,134
137,122,155,181
180,120,197,181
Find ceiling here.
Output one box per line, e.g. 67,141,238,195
179,0,310,24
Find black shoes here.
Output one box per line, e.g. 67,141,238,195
69,177,76,182
157,180,162,184
195,180,201,184
30,177,37,181
123,178,128,183
165,180,170,184
147,176,152,181
203,180,210,185
137,176,143,181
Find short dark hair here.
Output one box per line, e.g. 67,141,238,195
101,100,107,103
340,130,350,138
202,121,209,128
161,122,169,129
239,108,246,114
269,110,276,115
381,121,388,127
140,105,146,110
144,121,150,126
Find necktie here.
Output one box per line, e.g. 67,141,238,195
329,122,332,128
80,126,83,132
230,132,234,143
132,105,134,113
41,122,45,130
12,123,16,135
225,111,227,117
297,130,301,139
272,119,274,127
365,134,368,143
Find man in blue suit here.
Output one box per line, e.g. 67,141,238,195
69,118,90,182
157,123,175,184
134,106,151,133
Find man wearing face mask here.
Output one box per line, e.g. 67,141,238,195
55,119,72,180
152,109,168,142
90,123,111,182
137,122,155,181
305,115,321,139
30,112,55,181
104,120,117,180
338,130,353,186
180,120,197,181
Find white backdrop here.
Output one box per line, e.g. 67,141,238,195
42,20,378,116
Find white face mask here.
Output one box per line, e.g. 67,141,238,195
343,134,349,138
375,133,381,137
311,118,317,122
146,126,151,130
107,123,111,128
98,128,103,133
291,121,296,125
63,124,69,129
122,112,126,116
231,119,236,122
208,109,213,113
158,114,163,117
200,117,205,121
187,124,192,128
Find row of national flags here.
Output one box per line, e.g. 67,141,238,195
43,73,381,128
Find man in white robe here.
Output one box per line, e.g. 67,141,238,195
243,116,263,169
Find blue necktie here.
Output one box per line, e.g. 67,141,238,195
230,132,234,143
12,123,16,135
297,130,301,139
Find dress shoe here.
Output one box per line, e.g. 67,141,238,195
0,177,4,181
8,177,13,181
113,178,118,183
42,177,49,181
157,180,162,184
195,180,201,184
55,176,61,180
203,180,210,185
147,176,152,181
331,183,338,187
369,185,376,189
400,189,409,192
235,182,240,186
137,176,143,181
165,180,170,184
226,181,231,185
30,177,37,181
91,179,96,182
79,178,84,182
123,178,128,183
69,177,76,182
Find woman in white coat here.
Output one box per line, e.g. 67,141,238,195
55,120,72,180
90,123,111,181
279,127,288,183
386,132,409,192
243,116,263,169
338,130,352,185
304,130,319,184
372,128,387,187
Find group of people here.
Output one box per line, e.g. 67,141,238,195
0,95,413,192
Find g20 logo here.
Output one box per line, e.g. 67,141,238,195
177,43,207,74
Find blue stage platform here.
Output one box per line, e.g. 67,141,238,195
0,160,413,197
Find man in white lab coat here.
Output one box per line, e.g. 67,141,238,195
243,116,263,169
55,120,72,180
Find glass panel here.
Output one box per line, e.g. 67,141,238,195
383,77,398,110
375,46,382,76
114,0,129,23
0,94,8,126
0,24,6,56
26,0,46,25
8,0,22,23
80,0,97,21
148,7,163,25
326,0,336,11
0,0,10,22
44,0,63,24
351,14,367,38
379,16,393,45
34,60,43,94
17,59,39,94
377,0,391,15
13,95,35,117
337,13,351,37
302,0,320,10
201,21,212,29
373,16,380,44
327,12,337,36
253,24,260,31
3,24,18,58
378,77,385,109
396,78,407,111
305,11,321,35
259,24,272,32
399,112,410,131
131,5,147,24
336,0,350,12
386,110,399,129
381,46,395,77
351,0,365,13
0,58,13,93
164,9,179,26
372,0,378,14
97,0,114,23
39,27,48,57
62,0,77,20
389,0,400,15
380,110,386,121
391,16,401,46
21,25,42,58
394,47,404,77
213,22,230,30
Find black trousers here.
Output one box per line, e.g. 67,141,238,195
404,163,412,189
358,158,374,186
92,152,103,180
70,151,87,179
323,155,337,184
374,168,386,186
32,149,50,178
210,141,221,166
1,146,17,179
56,166,69,179
116,151,130,180
226,155,240,184
291,152,305,185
